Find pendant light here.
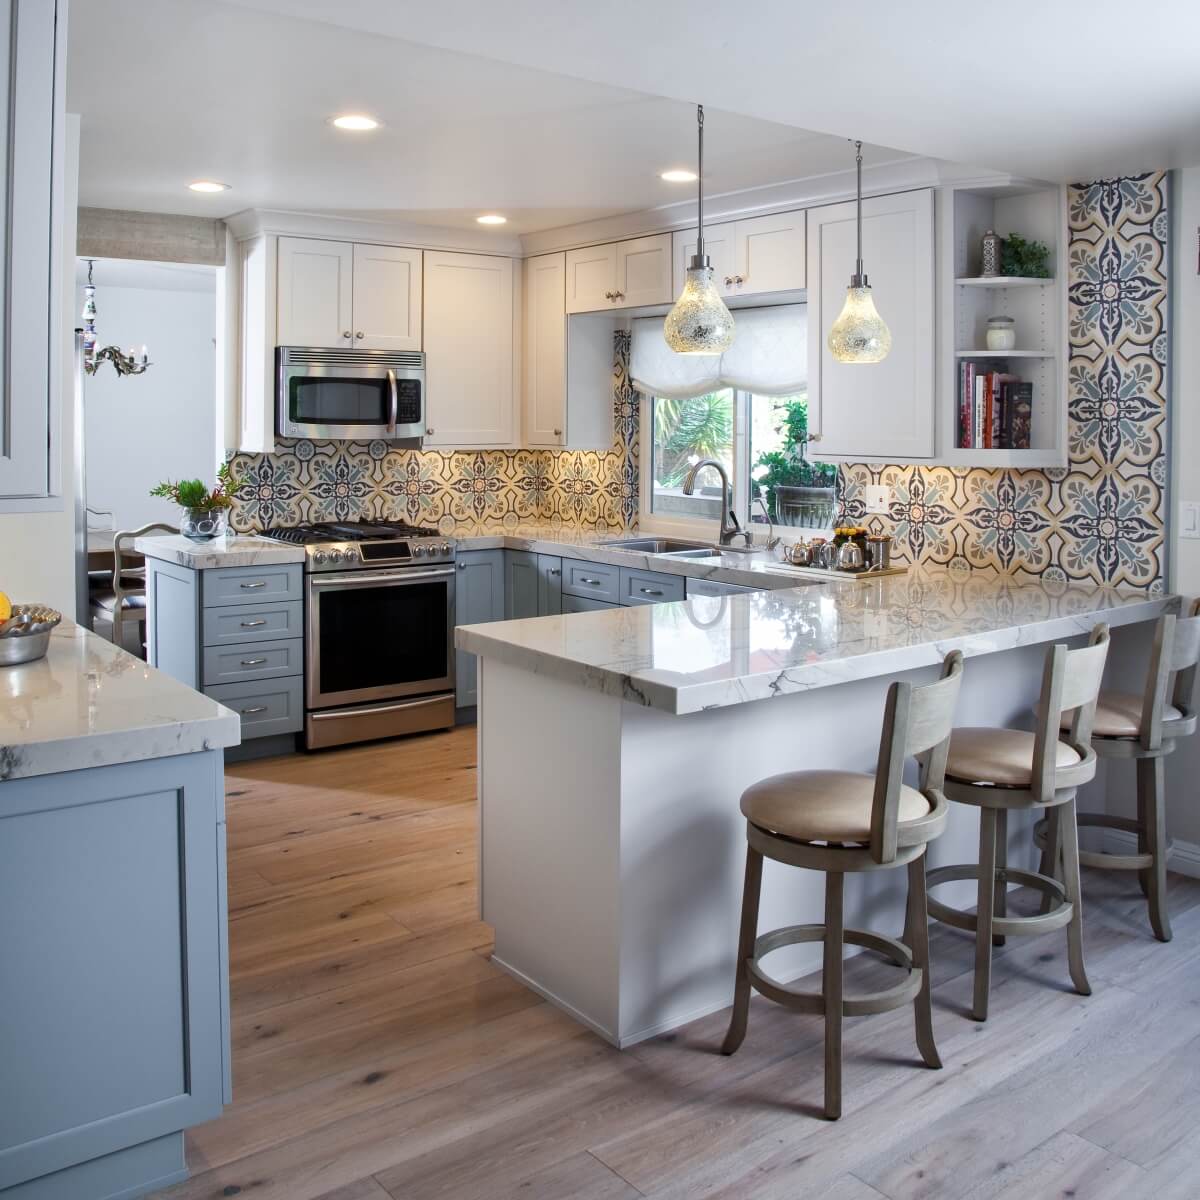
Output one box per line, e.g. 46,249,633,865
827,140,891,364
664,105,735,356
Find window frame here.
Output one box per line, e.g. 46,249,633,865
637,390,833,542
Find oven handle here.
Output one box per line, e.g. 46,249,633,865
309,567,455,587
386,368,398,435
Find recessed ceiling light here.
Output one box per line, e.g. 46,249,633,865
188,180,230,193
476,214,507,225
331,114,379,131
660,169,698,183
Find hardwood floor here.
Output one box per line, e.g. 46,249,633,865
154,726,1200,1200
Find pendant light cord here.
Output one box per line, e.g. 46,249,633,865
696,104,706,261
854,140,864,285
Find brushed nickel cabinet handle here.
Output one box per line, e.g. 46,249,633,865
549,568,561,576
640,588,664,596
240,618,267,628
580,577,601,585
239,580,267,589
240,657,267,666
241,705,268,715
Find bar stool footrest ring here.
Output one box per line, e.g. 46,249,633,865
747,923,923,1017
1033,814,1161,872
926,863,1072,936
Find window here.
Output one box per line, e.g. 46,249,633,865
646,390,835,534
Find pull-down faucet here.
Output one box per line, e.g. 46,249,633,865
682,458,751,547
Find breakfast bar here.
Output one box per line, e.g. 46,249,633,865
457,569,1171,1047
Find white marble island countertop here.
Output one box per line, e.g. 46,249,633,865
0,623,241,781
457,566,1174,715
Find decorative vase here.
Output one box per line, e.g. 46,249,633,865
981,229,1003,277
180,506,229,542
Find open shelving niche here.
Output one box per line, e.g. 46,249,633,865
937,182,1067,468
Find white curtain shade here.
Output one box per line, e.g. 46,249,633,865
630,304,807,399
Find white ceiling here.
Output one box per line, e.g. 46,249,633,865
67,0,913,235
225,0,1200,183
75,258,216,293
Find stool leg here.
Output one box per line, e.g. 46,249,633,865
1137,781,1151,900
993,808,1008,948
973,808,998,1022
823,871,844,1120
1038,807,1061,916
907,852,941,1070
721,844,763,1055
1061,797,1091,996
1139,757,1173,942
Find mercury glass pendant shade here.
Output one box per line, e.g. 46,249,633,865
828,283,891,363
664,264,735,355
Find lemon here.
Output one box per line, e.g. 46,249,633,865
0,592,10,622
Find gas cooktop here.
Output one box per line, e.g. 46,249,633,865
261,519,455,571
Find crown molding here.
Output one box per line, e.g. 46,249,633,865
223,207,524,256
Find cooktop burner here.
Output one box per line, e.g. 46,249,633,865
261,519,441,545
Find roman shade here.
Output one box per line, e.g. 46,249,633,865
630,304,807,399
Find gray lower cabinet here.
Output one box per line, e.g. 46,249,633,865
561,558,620,604
0,750,229,1198
455,549,505,708
618,566,686,606
562,592,617,613
146,559,304,743
538,554,563,615
560,559,684,609
505,550,541,620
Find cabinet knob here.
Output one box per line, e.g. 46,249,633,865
355,330,365,339
342,330,352,339
723,276,734,287
553,429,562,437
735,275,745,286
425,427,434,435
603,290,613,301
613,291,624,301
549,568,561,576
457,562,467,570
807,432,822,443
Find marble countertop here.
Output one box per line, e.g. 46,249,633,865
134,523,861,592
0,623,241,781
456,566,1174,715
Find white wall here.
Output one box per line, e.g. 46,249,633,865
77,267,218,532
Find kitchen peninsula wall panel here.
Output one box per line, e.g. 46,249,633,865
838,172,1168,594
227,332,639,532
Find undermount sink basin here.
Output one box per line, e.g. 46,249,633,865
598,537,719,555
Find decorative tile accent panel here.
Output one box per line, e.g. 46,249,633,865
838,171,1168,593
228,331,640,533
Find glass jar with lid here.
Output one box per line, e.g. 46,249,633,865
986,315,1016,351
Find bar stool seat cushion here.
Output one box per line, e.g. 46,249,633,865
740,770,929,843
946,727,1080,787
1061,691,1182,739
89,588,147,613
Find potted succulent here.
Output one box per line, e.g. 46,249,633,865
150,461,236,541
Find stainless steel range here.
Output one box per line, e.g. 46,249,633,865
260,520,457,749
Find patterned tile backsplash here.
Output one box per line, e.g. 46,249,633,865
838,171,1169,593
230,173,1168,593
228,332,640,534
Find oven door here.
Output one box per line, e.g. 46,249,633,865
306,566,455,709
277,351,425,440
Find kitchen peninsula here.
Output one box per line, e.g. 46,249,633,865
0,624,238,1199
457,569,1172,1047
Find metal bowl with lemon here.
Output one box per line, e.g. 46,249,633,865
0,592,62,666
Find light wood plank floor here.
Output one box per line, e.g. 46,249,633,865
153,726,1200,1200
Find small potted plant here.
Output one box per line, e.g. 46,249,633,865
150,461,235,541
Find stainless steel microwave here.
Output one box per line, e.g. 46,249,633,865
276,346,425,440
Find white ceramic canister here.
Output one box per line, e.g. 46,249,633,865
986,315,1016,351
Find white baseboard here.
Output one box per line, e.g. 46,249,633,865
1100,830,1200,880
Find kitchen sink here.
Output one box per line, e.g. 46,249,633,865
598,537,720,555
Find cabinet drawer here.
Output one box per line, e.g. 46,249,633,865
203,638,303,687
562,592,618,614
206,677,304,740
561,559,619,603
203,563,303,608
202,600,302,646
619,567,685,606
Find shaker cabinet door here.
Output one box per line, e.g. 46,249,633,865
276,237,354,348
351,243,422,351
523,252,566,446
808,189,935,461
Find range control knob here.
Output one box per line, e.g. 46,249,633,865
330,549,344,563
413,544,427,558
313,550,328,565
439,542,451,554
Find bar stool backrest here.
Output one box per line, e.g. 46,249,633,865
1032,624,1110,803
1165,598,1200,731
870,650,964,864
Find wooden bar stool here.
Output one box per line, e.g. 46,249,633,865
927,626,1109,1023
722,651,963,1121
1034,602,1200,942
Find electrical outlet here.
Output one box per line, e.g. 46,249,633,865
1180,501,1200,539
863,484,891,515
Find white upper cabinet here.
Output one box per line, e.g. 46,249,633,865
807,189,934,461
566,234,671,313
351,244,422,351
672,212,805,301
276,237,421,350
736,211,806,295
614,234,672,308
523,252,566,447
424,251,516,448
0,0,64,502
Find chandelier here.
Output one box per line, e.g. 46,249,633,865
81,259,152,377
